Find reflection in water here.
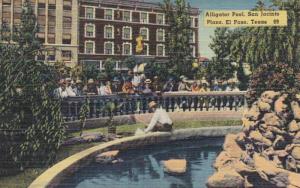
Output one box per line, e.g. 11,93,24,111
59,138,224,188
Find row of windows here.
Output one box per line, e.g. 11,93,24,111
37,50,72,62
82,60,129,71
85,7,166,25
85,24,167,42
84,41,166,56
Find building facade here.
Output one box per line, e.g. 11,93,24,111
0,0,79,67
78,0,200,71
1,0,200,70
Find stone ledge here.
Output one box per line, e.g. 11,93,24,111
65,111,243,132
29,126,242,188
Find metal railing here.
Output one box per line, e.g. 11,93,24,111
61,91,247,122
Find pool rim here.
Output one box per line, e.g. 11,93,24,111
28,126,242,188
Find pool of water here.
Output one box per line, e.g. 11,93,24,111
59,137,224,188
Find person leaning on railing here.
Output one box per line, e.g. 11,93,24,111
83,79,98,95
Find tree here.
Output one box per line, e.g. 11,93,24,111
162,0,194,78
204,28,237,82
0,0,64,175
103,58,117,80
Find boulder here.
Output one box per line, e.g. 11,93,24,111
262,113,283,128
207,169,244,188
291,101,300,120
291,147,300,160
261,91,280,104
95,150,119,164
163,159,187,175
244,104,260,121
258,99,271,112
223,134,245,158
81,133,104,142
274,95,288,115
242,118,257,133
293,132,300,144
249,131,272,147
289,120,300,133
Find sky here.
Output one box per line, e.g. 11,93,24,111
151,0,271,58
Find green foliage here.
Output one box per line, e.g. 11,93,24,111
122,56,138,70
103,102,123,134
79,98,90,137
144,60,168,81
103,58,117,80
247,62,299,105
82,64,100,83
162,0,194,77
0,0,64,174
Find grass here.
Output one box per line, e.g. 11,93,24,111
71,119,242,137
0,119,241,188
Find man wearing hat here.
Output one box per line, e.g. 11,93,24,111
73,79,84,96
178,76,191,91
65,78,76,97
142,79,153,95
111,77,121,93
163,77,175,92
144,101,173,133
84,79,98,95
199,79,210,92
213,80,223,91
54,79,68,98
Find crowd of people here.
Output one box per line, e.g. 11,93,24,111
54,72,240,98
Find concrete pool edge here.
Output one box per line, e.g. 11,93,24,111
29,126,242,188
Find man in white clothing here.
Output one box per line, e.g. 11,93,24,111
65,78,76,97
144,101,173,133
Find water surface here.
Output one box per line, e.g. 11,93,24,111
59,138,224,188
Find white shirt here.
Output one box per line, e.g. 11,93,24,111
145,107,172,133
54,87,68,98
132,75,141,86
66,86,76,97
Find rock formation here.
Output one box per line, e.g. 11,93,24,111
163,159,187,175
207,91,300,188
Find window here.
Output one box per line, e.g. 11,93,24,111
156,29,164,42
189,31,195,43
62,50,72,61
140,12,148,23
156,14,164,24
157,44,165,56
85,41,95,54
104,9,113,20
140,43,148,56
104,42,114,55
123,43,132,55
47,50,56,61
140,27,148,41
122,26,131,40
123,11,131,22
86,7,94,19
191,45,196,57
85,24,95,37
104,25,114,39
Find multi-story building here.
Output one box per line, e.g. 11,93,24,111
0,0,79,67
78,0,200,71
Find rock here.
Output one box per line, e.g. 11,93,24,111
249,131,272,147
291,101,300,120
62,137,84,146
95,150,119,164
207,169,244,188
261,91,280,104
291,147,300,160
235,132,246,145
262,113,283,128
293,132,300,144
274,95,288,115
244,104,260,121
289,120,300,133
223,134,245,158
81,133,104,142
258,99,271,112
163,159,187,175
274,150,289,158
262,131,275,140
242,118,257,133
267,126,286,135
273,135,286,150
